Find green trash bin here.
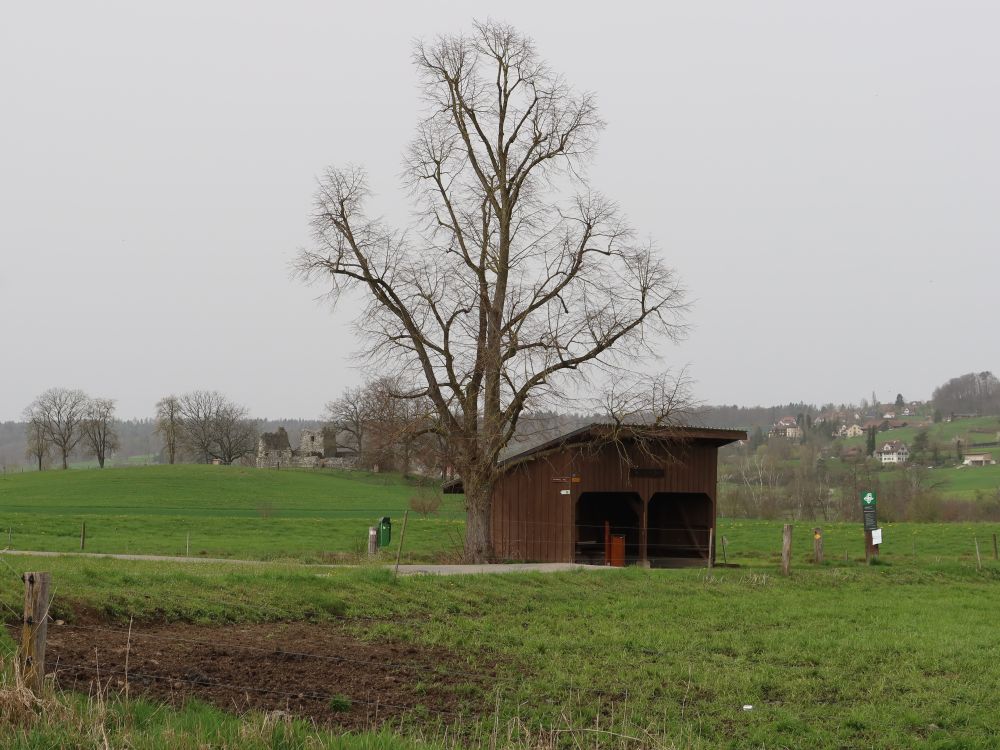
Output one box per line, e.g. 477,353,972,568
378,516,391,548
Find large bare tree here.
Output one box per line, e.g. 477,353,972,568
299,22,686,560
80,397,120,469
24,388,89,470
155,395,182,464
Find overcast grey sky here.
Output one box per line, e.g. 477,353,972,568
2,1,997,420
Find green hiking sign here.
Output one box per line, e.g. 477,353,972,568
861,491,877,530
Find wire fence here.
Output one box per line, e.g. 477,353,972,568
4,510,997,578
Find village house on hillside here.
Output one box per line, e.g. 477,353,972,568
875,440,910,465
962,452,997,467
837,423,865,439
769,416,803,440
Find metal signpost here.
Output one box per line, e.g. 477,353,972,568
861,491,879,563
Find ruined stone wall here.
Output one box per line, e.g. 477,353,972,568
298,429,323,457
256,448,293,468
256,427,355,469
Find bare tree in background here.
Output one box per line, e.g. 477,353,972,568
211,399,259,465
176,390,223,463
299,21,687,560
24,417,51,471
367,376,438,474
80,398,120,469
176,390,257,465
155,395,182,464
325,385,373,458
23,388,89,469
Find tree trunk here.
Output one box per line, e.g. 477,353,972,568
61,450,69,470
463,478,494,563
36,455,42,472
97,453,105,469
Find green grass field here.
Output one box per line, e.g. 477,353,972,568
3,465,1000,747
2,466,997,563
0,465,465,562
2,556,1000,748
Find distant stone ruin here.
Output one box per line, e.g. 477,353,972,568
256,427,325,469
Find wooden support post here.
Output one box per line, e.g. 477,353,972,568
79,522,86,551
781,524,792,576
20,572,51,693
367,526,378,556
707,527,714,572
993,533,998,561
186,532,190,557
975,537,982,571
721,535,729,566
393,511,409,578
639,501,649,568
865,529,876,565
812,527,823,564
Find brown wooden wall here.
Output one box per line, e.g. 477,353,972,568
490,439,721,563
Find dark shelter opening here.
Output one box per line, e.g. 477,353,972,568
647,492,712,565
574,491,642,564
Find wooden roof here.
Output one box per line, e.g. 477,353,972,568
499,422,747,466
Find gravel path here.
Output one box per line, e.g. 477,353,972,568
0,549,604,575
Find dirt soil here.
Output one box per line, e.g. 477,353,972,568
30,616,493,730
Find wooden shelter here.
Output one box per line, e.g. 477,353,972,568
449,424,746,566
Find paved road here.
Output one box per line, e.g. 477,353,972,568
0,549,605,576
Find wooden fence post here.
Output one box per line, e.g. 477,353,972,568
393,511,409,578
812,527,823,564
707,527,714,572
80,522,86,551
993,533,998,561
721,535,729,566
975,537,982,571
20,572,51,693
781,524,793,576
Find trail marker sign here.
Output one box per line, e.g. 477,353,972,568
861,491,878,531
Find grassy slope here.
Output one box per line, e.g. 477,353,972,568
0,466,465,562
841,415,1000,452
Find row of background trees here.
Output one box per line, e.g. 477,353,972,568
14,371,999,473
19,382,450,473
23,388,119,470
21,388,259,471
